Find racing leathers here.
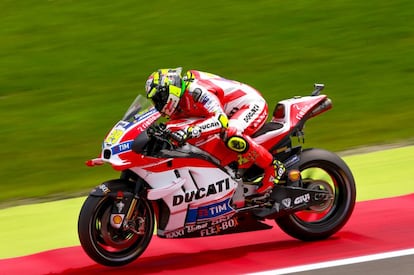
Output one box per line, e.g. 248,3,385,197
168,70,285,194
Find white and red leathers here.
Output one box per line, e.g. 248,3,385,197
167,70,282,193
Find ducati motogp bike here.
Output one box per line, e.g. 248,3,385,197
78,83,356,266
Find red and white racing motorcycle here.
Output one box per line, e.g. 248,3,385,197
78,84,356,266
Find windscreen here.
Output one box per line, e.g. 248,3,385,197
122,94,155,122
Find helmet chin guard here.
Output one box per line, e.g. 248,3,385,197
145,68,183,117
159,85,181,117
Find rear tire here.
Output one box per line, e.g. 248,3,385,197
275,148,356,241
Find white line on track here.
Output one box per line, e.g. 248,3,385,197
247,248,414,275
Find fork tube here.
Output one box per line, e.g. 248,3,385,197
125,197,138,220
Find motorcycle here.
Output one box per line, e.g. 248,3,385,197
78,83,356,266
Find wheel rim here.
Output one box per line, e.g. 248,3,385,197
293,163,347,224
89,197,153,260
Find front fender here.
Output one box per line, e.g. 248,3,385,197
89,179,137,197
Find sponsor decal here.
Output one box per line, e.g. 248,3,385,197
110,214,125,229
111,141,133,155
237,150,259,165
204,98,222,113
105,129,124,145
294,193,311,205
284,154,300,168
117,121,130,128
200,217,239,237
245,150,259,162
237,154,250,165
164,216,239,238
98,184,110,194
137,108,160,131
185,223,208,233
243,104,260,123
165,229,185,238
186,198,234,223
200,121,220,130
199,93,210,105
282,198,292,208
172,178,231,206
293,103,312,120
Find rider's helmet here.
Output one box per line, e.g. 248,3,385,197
145,67,183,117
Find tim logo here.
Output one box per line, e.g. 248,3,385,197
112,141,133,154
186,198,234,223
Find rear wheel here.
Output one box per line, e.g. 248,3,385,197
78,186,154,266
275,148,356,241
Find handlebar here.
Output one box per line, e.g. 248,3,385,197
147,123,171,142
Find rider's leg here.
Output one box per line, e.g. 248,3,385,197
225,134,286,194
225,100,285,194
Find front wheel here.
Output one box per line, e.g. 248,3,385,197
78,185,154,266
275,148,356,241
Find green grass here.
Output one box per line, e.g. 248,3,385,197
1,0,414,204
1,145,413,259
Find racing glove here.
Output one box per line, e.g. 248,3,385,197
170,129,188,146
170,126,201,146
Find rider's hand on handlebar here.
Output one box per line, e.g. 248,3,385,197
170,129,189,146
170,126,201,147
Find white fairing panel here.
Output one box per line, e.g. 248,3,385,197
130,166,237,232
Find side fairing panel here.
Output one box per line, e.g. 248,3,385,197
130,166,238,233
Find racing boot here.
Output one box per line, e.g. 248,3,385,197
256,159,286,194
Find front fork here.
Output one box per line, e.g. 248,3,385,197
109,178,146,235
121,195,145,235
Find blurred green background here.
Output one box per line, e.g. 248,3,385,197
1,0,413,206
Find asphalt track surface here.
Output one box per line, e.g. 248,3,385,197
1,194,413,275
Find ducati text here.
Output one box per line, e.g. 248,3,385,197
173,178,231,206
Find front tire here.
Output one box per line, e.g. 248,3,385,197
275,148,356,241
78,185,154,266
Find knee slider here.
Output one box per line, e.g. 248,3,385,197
226,136,249,154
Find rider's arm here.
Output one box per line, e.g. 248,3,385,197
189,84,229,136
169,84,229,140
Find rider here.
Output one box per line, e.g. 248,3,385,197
145,67,285,194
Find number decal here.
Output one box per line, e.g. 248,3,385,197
105,129,124,145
